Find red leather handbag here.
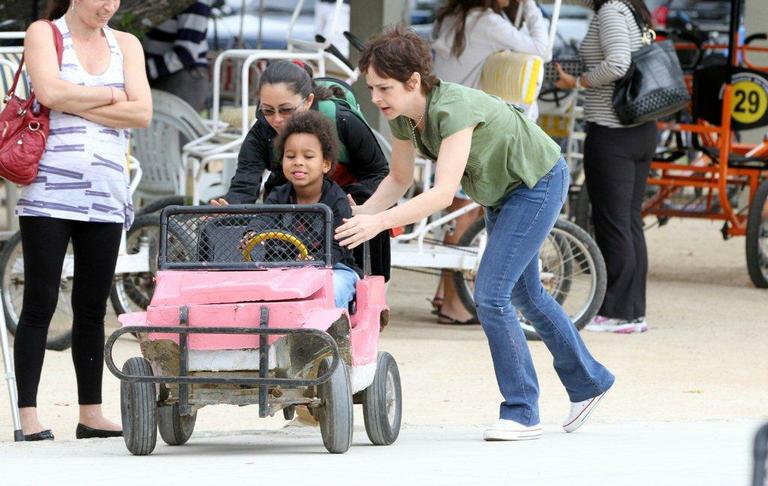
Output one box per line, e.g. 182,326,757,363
0,20,63,185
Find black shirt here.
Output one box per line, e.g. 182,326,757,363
264,178,362,277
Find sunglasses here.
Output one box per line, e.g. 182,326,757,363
259,98,306,118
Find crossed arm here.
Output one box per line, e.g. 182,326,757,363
24,20,151,129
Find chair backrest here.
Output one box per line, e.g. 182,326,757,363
132,89,209,201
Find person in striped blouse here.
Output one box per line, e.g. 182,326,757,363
143,0,212,111
556,0,655,334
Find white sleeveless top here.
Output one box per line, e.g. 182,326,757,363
17,16,133,229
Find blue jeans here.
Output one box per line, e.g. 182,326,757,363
474,157,615,425
333,263,359,309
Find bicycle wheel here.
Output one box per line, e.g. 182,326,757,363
746,179,768,288
453,218,606,341
0,231,73,351
110,214,160,315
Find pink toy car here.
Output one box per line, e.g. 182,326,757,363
105,205,401,455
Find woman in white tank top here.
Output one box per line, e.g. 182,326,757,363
16,0,151,442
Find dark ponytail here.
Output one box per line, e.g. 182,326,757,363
43,0,70,20
257,60,343,103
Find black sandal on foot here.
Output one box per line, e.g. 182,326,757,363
76,423,123,439
436,311,479,325
24,429,54,441
427,297,444,315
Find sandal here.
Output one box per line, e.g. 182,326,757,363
427,296,444,315
436,311,479,325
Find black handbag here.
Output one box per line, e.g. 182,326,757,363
611,3,690,125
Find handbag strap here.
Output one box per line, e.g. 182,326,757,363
6,20,64,102
617,1,656,45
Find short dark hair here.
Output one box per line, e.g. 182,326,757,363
274,111,339,174
358,24,439,95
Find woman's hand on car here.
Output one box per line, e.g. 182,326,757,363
210,198,229,206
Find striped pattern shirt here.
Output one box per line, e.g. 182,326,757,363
18,17,133,228
578,0,646,127
143,0,212,80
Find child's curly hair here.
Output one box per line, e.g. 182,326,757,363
274,111,340,173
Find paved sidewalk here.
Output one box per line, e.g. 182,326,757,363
0,421,759,486
0,219,766,485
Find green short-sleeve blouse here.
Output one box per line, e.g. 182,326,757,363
390,81,561,207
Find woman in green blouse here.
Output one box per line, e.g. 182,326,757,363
335,25,614,441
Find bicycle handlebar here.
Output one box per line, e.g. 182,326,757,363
315,34,354,71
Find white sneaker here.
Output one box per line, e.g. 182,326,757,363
585,315,637,334
483,419,542,441
562,389,609,433
632,317,648,333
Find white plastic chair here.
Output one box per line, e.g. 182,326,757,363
131,89,213,205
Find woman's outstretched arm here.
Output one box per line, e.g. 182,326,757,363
336,126,474,249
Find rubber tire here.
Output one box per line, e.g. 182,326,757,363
551,219,607,334
317,356,353,454
158,403,196,446
361,352,402,446
0,231,72,351
452,218,607,340
746,179,768,288
573,185,594,236
109,213,161,315
120,357,158,456
452,218,572,313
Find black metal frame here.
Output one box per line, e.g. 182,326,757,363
105,306,341,418
157,204,334,271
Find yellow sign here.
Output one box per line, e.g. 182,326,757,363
731,79,768,125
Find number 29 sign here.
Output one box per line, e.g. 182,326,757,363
730,72,768,128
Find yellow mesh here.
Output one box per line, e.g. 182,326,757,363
480,51,544,105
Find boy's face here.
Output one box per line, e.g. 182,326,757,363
282,133,331,191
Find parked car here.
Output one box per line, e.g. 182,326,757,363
209,0,439,51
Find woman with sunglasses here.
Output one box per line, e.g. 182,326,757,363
211,60,391,280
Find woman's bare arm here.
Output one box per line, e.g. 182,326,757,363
336,127,474,248
75,32,152,129
24,21,123,113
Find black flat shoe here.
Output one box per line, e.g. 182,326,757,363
76,423,123,439
24,429,54,441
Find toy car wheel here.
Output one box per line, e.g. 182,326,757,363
283,405,295,421
317,356,353,454
120,357,158,456
158,403,196,446
362,352,402,446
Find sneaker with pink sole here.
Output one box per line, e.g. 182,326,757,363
585,315,648,334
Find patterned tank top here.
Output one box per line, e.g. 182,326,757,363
16,16,133,229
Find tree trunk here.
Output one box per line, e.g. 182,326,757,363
0,0,197,34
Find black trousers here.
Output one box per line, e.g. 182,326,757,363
352,230,391,281
583,121,657,320
15,217,122,407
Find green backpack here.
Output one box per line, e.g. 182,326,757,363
314,77,370,164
